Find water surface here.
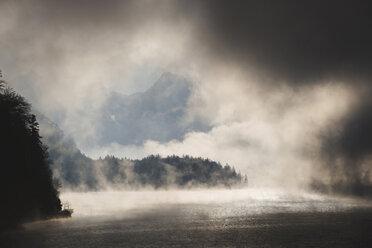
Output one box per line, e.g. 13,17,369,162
1,189,372,247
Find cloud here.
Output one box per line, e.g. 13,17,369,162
188,0,372,83
183,1,372,195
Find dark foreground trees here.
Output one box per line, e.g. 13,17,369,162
0,80,63,230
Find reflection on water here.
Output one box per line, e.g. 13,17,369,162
1,189,372,248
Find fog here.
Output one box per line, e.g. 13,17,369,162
1,0,372,196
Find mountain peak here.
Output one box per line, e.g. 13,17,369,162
100,72,210,146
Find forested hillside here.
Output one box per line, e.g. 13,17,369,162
100,154,244,189
0,81,62,229
36,112,99,190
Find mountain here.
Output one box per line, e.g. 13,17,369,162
99,72,210,145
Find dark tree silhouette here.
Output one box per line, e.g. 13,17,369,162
0,79,62,230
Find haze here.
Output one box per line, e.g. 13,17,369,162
2,0,371,193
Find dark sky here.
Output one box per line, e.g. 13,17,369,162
193,0,372,83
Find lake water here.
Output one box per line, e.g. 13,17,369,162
1,189,372,247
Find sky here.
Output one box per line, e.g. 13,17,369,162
1,0,372,190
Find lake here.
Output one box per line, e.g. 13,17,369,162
1,189,372,247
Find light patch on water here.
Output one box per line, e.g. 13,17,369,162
60,188,371,218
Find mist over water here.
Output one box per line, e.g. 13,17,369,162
2,189,371,248
57,188,372,239
60,189,370,218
